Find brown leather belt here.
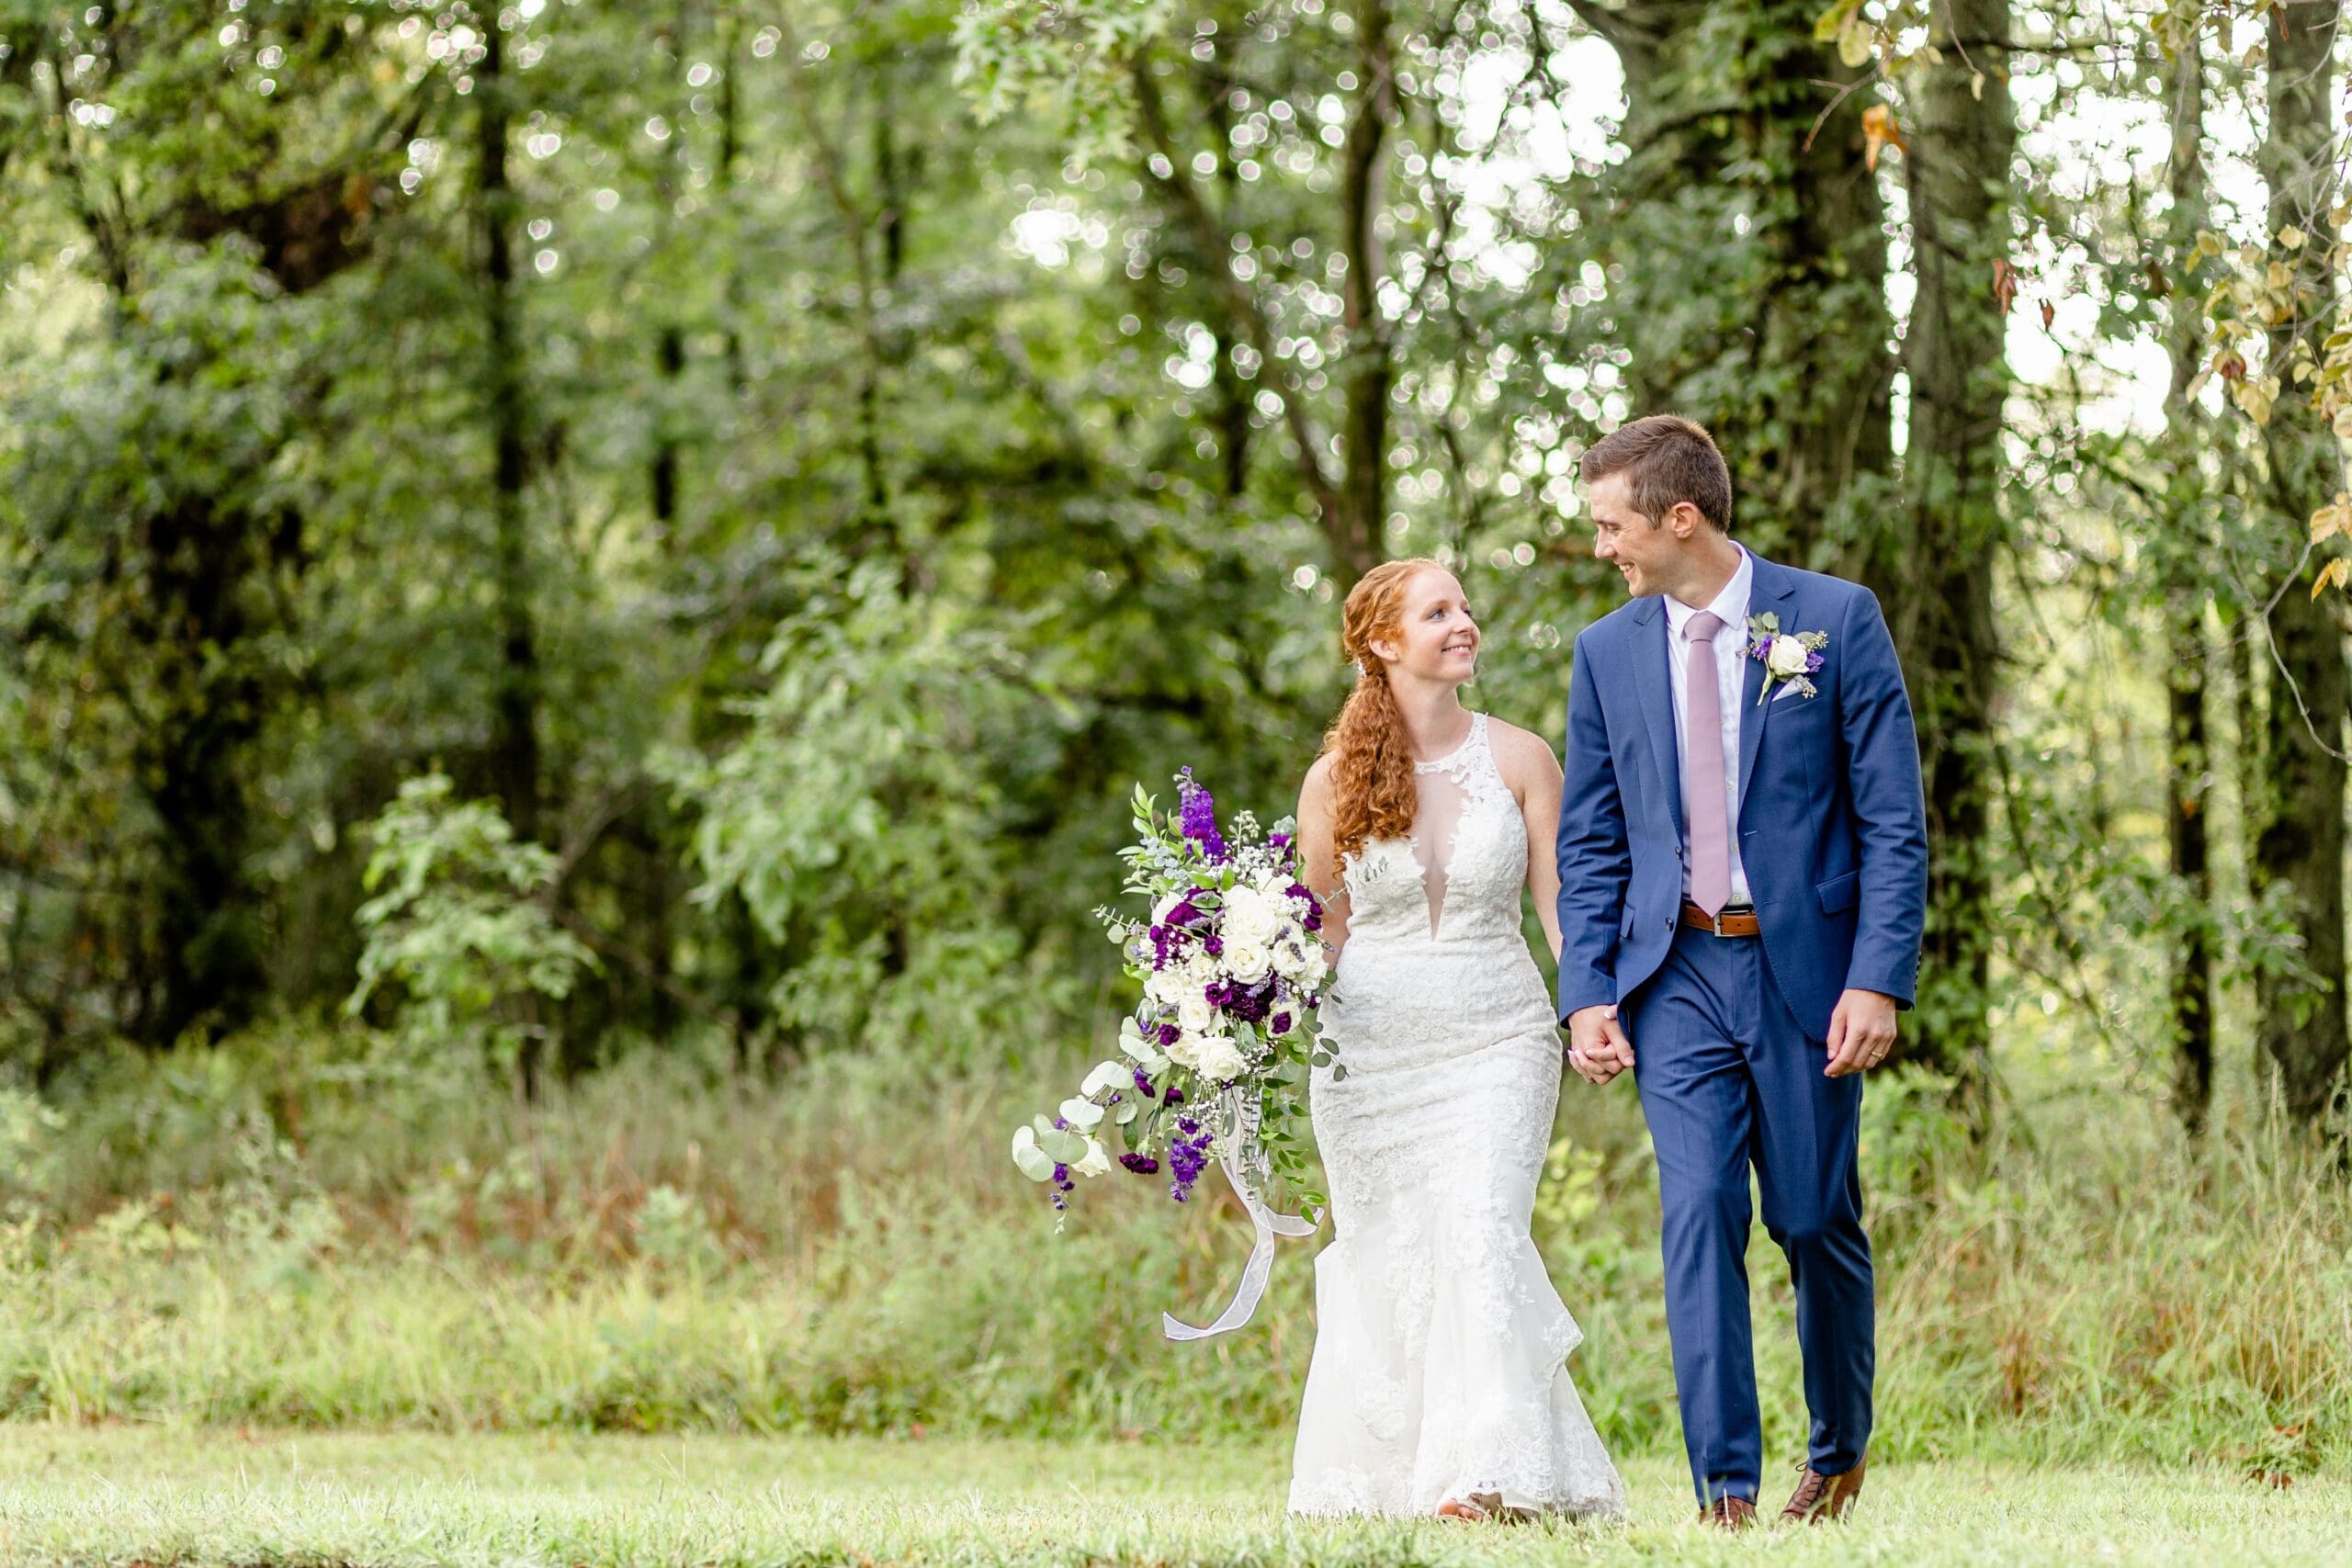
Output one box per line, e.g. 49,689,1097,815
1680,899,1760,937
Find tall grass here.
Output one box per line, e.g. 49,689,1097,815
0,1028,2343,1470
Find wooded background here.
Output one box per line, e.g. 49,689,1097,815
4,0,2349,1149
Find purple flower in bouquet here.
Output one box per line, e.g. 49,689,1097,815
1168,1117,1215,1201
1207,977,1273,1024
1158,1023,1182,1048
1133,1067,1159,1099
1271,1011,1293,1036
1176,768,1229,863
1119,1152,1160,1175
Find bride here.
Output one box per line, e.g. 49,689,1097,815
1288,558,1625,1523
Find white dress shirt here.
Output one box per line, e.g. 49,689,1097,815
1662,546,1754,907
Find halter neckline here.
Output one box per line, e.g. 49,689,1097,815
1414,712,1487,774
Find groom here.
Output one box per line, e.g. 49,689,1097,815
1554,416,1928,1529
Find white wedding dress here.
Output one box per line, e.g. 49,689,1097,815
1289,714,1625,1520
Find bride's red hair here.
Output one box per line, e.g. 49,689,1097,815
1323,558,1442,864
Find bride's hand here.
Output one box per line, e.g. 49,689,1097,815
1566,1004,1634,1086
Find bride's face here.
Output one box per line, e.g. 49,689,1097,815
1374,570,1479,684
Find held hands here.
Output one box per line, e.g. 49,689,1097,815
1825,988,1898,1077
1566,1004,1635,1087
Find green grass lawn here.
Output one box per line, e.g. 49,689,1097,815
0,1429,2341,1566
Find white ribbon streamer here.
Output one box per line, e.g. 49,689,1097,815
1162,1087,1321,1341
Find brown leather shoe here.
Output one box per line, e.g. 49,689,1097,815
1703,1495,1758,1529
1779,1459,1866,1523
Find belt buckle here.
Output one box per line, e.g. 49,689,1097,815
1712,908,1730,937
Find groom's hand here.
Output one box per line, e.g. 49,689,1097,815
1566,1004,1635,1086
1825,988,1898,1077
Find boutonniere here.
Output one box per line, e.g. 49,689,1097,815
1746,612,1827,705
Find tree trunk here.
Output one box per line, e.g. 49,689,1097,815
1582,0,1896,563
2159,32,2216,1137
718,6,745,391
2255,0,2349,1129
1877,0,2012,1114
478,17,541,843
130,494,275,1045
1331,0,1394,583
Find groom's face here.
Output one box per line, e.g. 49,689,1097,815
1587,473,1679,599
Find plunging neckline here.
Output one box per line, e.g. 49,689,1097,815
1407,713,1487,942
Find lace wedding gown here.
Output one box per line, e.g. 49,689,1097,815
1289,714,1625,1519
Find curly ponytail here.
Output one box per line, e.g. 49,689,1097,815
1323,558,1442,863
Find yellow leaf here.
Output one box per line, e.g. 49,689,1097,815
1813,0,1864,42
2312,558,2349,599
2282,225,2308,250
2313,499,2349,544
1838,17,1873,68
2334,407,2352,439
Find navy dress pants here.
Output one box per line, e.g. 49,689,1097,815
1623,922,1874,1506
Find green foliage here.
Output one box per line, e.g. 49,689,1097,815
955,0,1176,159
350,774,595,1066
0,1031,2335,1468
659,555,1072,1061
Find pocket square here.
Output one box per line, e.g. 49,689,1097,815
1772,681,1805,703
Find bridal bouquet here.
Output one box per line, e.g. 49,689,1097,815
1011,768,1336,1338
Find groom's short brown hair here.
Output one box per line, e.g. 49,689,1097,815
1577,415,1733,533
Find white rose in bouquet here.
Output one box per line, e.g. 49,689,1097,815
1166,1030,1206,1069
1222,886,1282,947
1225,939,1273,984
1074,1136,1113,1179
1178,989,1216,1035
1194,1034,1248,1082
1768,633,1810,677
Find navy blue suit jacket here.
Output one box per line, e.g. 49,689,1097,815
1554,553,1928,1041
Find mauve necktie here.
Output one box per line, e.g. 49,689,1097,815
1682,610,1732,916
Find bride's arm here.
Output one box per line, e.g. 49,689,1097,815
1296,756,1351,959
1498,724,1569,963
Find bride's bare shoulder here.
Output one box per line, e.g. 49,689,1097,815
1482,716,1565,785
1299,752,1338,813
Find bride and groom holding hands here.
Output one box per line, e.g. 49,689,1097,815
1284,414,1928,1527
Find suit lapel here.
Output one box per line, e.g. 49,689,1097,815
1629,598,1685,840
1738,553,1797,808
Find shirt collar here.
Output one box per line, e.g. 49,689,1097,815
1663,544,1753,642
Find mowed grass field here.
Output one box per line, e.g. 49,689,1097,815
0,1429,2340,1566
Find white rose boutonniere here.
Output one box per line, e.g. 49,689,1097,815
1746,611,1829,705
